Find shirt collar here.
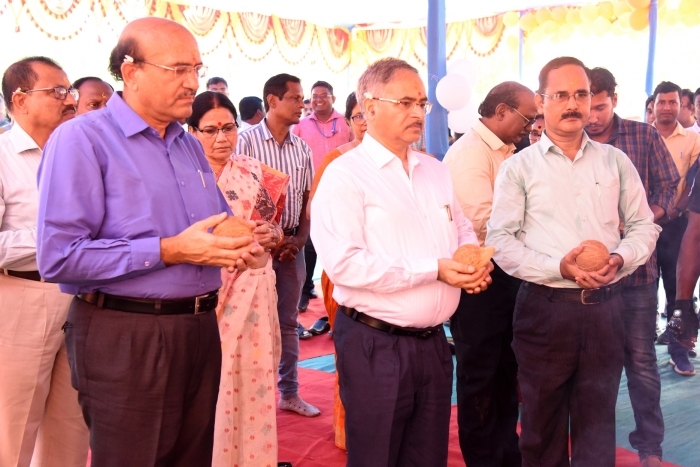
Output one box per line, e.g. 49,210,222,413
361,132,420,171
538,130,592,158
309,109,343,123
472,119,515,155
653,120,685,138
8,121,41,154
107,92,183,140
259,118,297,146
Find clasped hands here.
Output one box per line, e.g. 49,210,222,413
559,245,624,289
437,259,493,294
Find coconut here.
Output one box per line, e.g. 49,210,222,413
575,240,610,272
212,216,254,238
453,244,495,269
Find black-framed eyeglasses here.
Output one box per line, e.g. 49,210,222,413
192,123,238,137
124,55,208,79
510,107,538,127
540,91,593,103
364,92,433,115
350,113,366,123
14,86,79,101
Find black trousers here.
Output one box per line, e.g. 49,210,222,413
334,310,453,467
514,283,625,467
302,236,317,298
64,298,222,467
450,263,521,467
657,215,688,313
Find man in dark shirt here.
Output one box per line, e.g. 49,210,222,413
586,67,679,467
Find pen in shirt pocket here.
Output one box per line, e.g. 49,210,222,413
444,204,453,221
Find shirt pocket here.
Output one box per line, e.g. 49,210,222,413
588,180,621,226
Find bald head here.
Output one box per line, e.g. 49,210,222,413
477,81,538,146
478,81,533,118
108,17,197,82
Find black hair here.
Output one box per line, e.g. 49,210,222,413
238,96,263,121
262,73,301,112
478,81,529,117
187,91,238,129
72,76,114,92
344,92,358,121
2,56,63,112
108,37,142,82
206,77,228,88
303,99,310,104
645,95,655,109
538,56,590,94
694,87,700,101
589,67,617,97
311,80,333,95
652,81,682,100
681,88,694,106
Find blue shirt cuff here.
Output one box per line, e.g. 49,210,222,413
131,237,165,271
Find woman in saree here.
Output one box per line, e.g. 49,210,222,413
188,91,289,467
308,92,367,450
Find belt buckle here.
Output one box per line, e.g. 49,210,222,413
580,288,601,305
194,294,206,315
415,329,435,340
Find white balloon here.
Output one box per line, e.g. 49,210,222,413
436,74,471,111
447,58,478,85
448,103,479,134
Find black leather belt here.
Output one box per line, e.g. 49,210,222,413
283,227,298,237
3,269,43,282
525,281,622,305
339,306,441,339
77,290,218,315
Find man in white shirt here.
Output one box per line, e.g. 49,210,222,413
443,81,537,467
679,89,700,133
312,57,491,467
238,96,264,132
0,57,88,467
487,57,659,467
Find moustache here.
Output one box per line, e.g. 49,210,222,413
62,106,76,115
561,111,583,120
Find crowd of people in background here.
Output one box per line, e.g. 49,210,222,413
1,15,700,467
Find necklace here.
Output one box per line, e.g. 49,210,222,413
214,165,226,182
312,117,337,138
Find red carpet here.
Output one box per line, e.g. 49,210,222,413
297,297,335,361
279,367,683,467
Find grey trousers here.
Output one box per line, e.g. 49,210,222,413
273,250,306,399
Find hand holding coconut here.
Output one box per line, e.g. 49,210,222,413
439,244,495,294
560,240,624,288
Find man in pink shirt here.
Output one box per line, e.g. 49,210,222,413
293,81,353,320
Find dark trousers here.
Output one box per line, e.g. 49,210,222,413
302,236,317,298
513,283,625,467
657,215,688,314
450,263,521,467
334,310,453,467
622,282,664,459
64,298,222,467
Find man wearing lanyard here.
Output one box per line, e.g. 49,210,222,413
292,81,353,322
237,73,320,417
36,18,262,465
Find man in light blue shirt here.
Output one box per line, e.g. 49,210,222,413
487,57,659,467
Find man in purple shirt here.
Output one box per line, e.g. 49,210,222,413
36,17,261,467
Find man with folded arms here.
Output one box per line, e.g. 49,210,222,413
312,57,492,467
487,56,659,467
36,18,261,466
0,56,88,467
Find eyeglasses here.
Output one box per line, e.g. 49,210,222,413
350,114,366,123
364,92,432,115
540,91,593,104
510,107,538,127
14,86,79,101
192,124,238,137
124,55,208,79
312,94,332,100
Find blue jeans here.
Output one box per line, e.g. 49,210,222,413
273,249,306,399
622,282,664,460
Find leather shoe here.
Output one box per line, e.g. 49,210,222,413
298,323,312,340
308,317,330,335
298,294,310,312
308,289,319,299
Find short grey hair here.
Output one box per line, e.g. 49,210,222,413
356,58,419,111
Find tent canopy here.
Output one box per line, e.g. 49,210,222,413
184,0,594,28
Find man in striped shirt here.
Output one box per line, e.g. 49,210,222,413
586,67,679,467
236,73,320,417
